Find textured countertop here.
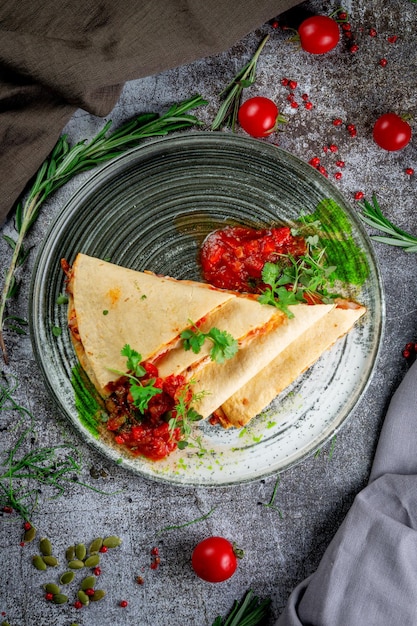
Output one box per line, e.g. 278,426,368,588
1,0,417,624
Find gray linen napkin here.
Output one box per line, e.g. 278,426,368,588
277,359,417,626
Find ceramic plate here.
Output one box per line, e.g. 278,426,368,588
30,132,384,486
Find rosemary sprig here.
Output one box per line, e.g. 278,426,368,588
211,35,270,131
212,589,271,626
357,194,417,252
0,374,117,521
0,94,207,363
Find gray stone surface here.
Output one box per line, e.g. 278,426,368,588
1,0,416,624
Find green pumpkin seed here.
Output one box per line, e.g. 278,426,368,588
75,543,86,561
68,559,85,569
89,537,103,554
60,570,75,585
2,621,11,626
24,526,37,543
84,554,100,567
52,593,68,605
39,537,52,556
80,575,96,591
90,589,106,602
65,545,75,561
42,555,59,567
44,583,61,595
32,555,47,571
103,535,122,549
77,589,90,606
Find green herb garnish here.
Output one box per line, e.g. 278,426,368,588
357,193,417,252
211,589,271,626
211,34,271,131
258,238,337,316
114,345,162,414
181,322,238,363
168,383,204,444
0,375,117,521
0,94,207,364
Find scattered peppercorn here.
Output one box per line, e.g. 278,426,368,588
120,600,128,608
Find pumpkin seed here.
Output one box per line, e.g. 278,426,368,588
24,526,37,543
52,593,68,605
80,575,96,591
68,559,85,569
77,589,90,606
1,621,11,626
103,535,122,549
90,589,106,602
39,537,52,556
84,554,100,567
32,555,47,571
89,537,103,554
44,583,61,595
42,556,59,567
75,543,86,561
65,545,75,561
60,570,75,585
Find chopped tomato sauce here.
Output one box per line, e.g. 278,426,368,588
200,226,307,292
104,367,188,461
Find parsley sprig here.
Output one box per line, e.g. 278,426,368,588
111,345,162,413
168,383,204,449
181,322,238,363
0,94,207,364
258,239,337,317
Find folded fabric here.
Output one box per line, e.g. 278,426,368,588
277,359,417,626
0,0,303,224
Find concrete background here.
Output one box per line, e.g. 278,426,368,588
1,0,417,624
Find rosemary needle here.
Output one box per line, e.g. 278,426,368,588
357,194,417,252
0,94,207,363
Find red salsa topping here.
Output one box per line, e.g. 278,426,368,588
200,225,307,292
104,363,191,461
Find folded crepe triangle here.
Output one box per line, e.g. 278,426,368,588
65,253,366,428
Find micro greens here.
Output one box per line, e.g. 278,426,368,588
169,383,204,448
0,374,116,521
211,34,270,131
181,322,238,363
258,239,337,317
211,589,271,626
357,194,417,252
0,94,207,364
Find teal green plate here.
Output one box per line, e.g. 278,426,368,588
29,132,384,486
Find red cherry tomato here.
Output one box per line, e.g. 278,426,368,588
238,97,279,137
298,15,340,54
373,113,412,151
191,537,239,583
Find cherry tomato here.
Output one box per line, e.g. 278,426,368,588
191,536,239,582
298,15,340,54
238,97,279,137
373,113,412,151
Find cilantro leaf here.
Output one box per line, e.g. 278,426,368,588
121,344,146,377
180,328,206,354
206,327,238,363
180,324,238,364
130,379,162,413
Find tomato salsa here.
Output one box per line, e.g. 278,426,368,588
200,225,307,292
104,363,190,461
